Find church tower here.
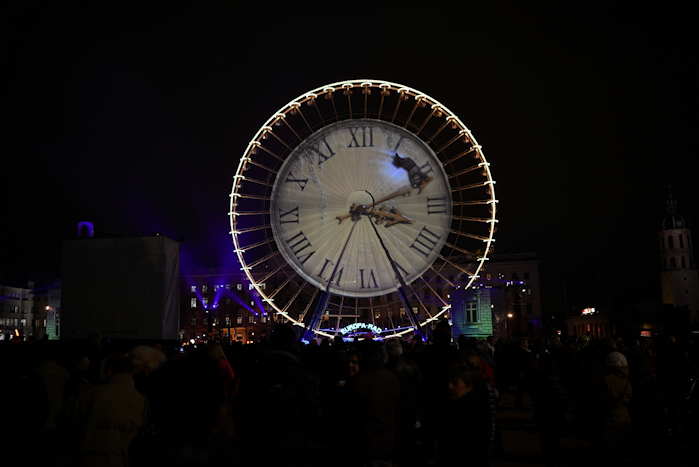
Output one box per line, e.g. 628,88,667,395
659,188,699,326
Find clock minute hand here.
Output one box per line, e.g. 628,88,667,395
363,190,426,341
336,189,412,225
302,215,361,342
373,187,412,205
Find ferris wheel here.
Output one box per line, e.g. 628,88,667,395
229,80,497,340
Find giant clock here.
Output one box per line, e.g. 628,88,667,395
230,80,497,339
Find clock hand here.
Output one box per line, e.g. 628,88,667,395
336,188,412,225
302,212,361,342
363,190,426,341
373,187,412,205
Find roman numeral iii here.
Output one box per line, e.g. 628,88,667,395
410,226,441,258
426,197,448,214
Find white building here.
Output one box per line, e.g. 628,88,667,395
659,190,699,326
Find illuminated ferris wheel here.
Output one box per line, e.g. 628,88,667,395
229,80,497,340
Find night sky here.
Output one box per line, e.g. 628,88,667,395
3,3,698,310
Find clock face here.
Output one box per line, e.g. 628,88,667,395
270,119,452,298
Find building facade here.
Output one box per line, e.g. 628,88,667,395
0,282,34,341
659,190,699,327
181,268,275,343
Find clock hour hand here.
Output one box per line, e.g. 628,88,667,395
363,190,425,341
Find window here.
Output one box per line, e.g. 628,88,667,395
225,317,231,325
191,318,196,325
202,285,208,293
203,298,208,307
681,256,686,268
668,236,674,249
237,284,242,291
225,284,231,290
466,301,478,322
670,257,677,268
190,285,196,292
679,235,684,248
214,285,220,291
190,298,197,308
236,316,243,324
261,315,266,323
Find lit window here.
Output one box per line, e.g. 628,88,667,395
261,315,266,323
237,284,242,291
466,302,478,322
190,285,196,292
225,317,231,325
236,316,243,324
225,284,231,290
214,285,220,291
190,298,197,308
203,298,208,307
202,285,208,293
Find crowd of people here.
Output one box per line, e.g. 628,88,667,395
3,321,698,467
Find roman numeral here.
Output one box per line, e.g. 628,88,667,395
348,127,374,148
410,226,441,258
359,268,379,288
286,231,316,265
427,197,448,215
392,260,409,279
279,206,299,224
285,171,308,191
419,161,434,176
308,137,336,166
318,258,343,286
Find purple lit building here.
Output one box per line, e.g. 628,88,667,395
180,267,274,344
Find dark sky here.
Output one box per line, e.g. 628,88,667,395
3,3,698,308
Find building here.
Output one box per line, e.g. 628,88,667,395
181,267,275,343
659,189,699,327
31,280,62,340
0,281,34,341
479,252,543,338
61,234,181,340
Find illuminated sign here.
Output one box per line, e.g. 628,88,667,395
339,322,383,335
581,307,597,316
